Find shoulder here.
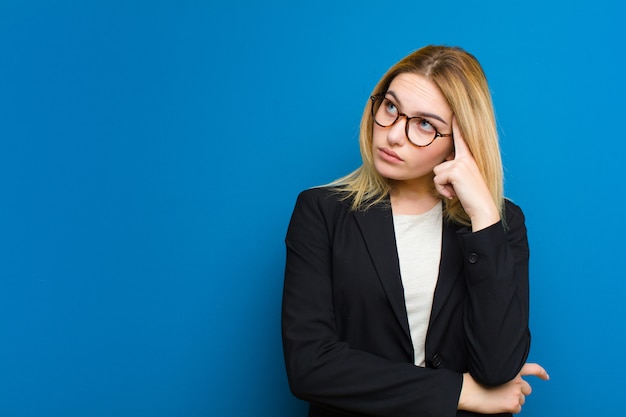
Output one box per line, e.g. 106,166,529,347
296,186,335,200
288,186,350,228
287,186,354,242
294,186,351,213
503,199,526,228
502,199,529,248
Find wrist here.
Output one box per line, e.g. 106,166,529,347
458,373,476,411
469,204,500,232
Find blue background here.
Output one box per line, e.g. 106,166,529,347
1,1,624,416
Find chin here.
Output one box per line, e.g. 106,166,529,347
373,162,399,180
374,162,428,182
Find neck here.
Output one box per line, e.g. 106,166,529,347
390,177,440,215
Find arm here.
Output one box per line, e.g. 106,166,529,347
282,189,462,417
433,118,531,385
459,363,549,414
458,201,531,386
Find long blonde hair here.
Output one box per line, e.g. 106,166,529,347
331,45,503,226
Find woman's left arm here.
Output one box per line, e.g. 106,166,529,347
433,118,531,386
457,200,531,386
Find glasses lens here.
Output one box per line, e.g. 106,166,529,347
407,118,437,147
372,97,396,127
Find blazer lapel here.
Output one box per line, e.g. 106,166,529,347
353,203,411,340
429,219,464,325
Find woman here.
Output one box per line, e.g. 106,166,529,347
282,45,548,416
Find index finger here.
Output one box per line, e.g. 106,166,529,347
451,116,471,158
520,363,550,381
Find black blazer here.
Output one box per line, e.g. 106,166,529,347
282,187,531,417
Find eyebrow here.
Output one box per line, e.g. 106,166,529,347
386,90,449,125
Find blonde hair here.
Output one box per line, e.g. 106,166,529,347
331,45,503,226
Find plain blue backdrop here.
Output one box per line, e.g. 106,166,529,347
1,1,625,416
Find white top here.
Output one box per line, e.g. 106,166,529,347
393,202,443,366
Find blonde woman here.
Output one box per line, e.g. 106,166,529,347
282,45,548,417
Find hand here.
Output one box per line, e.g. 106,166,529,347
432,117,500,231
458,363,550,414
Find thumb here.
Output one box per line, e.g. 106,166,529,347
520,363,550,381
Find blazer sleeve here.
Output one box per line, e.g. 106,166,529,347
282,189,462,417
457,199,531,386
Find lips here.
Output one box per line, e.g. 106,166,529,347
378,147,403,162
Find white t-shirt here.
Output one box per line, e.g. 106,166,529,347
393,202,443,366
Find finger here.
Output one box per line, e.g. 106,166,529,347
520,379,532,396
434,180,456,200
451,116,471,159
432,159,453,175
520,363,550,380
432,166,456,200
519,394,526,405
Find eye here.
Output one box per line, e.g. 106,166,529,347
383,99,398,116
416,117,436,133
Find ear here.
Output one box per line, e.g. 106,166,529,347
445,149,455,161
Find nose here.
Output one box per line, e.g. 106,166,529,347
386,116,408,146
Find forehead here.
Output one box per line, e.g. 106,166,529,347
386,73,452,117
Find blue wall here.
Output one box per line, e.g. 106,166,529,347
1,1,624,415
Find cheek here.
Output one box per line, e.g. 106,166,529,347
431,138,454,160
409,141,454,170
370,129,386,155
440,142,455,160
372,125,385,143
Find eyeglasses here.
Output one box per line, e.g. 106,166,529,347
370,95,453,147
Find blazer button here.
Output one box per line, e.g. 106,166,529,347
431,353,442,368
468,253,478,264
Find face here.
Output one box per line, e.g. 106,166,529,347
371,73,454,186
